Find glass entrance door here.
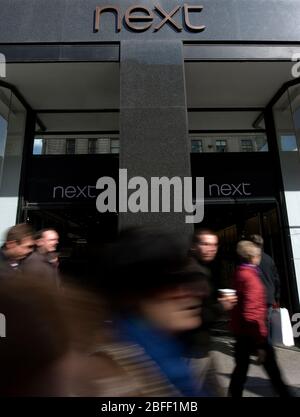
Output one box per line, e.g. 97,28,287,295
198,201,290,308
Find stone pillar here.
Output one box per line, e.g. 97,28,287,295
119,40,193,242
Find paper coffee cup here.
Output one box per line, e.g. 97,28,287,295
218,288,236,296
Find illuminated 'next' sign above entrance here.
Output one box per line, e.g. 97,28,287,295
94,4,206,33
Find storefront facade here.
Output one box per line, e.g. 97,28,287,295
1,0,300,310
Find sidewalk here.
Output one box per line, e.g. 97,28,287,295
212,336,300,397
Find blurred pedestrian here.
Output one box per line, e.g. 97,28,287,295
0,275,106,396
228,240,291,397
94,227,210,397
0,224,34,280
22,229,60,287
179,229,237,396
190,228,237,319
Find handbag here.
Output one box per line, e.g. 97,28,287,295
271,308,295,347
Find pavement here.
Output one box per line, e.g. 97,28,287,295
211,334,300,397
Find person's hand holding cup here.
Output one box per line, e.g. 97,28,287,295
218,288,237,311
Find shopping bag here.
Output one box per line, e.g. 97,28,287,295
271,308,295,347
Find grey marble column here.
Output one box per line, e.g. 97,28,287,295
119,40,193,242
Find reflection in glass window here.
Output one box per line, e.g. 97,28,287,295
33,138,43,155
0,116,7,155
256,138,268,152
33,136,120,155
111,139,120,154
88,138,97,154
293,107,300,129
0,115,8,187
0,88,26,242
280,135,298,151
216,139,227,152
191,139,203,153
190,133,268,153
66,139,76,155
241,139,254,152
98,138,110,153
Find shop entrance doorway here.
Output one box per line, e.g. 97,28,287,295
199,200,291,309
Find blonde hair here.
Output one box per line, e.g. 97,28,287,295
236,240,261,263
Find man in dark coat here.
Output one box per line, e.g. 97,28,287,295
180,229,237,396
22,229,60,287
185,229,237,353
0,224,34,280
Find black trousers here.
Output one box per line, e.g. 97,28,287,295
228,336,291,397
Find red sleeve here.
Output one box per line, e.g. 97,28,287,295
237,269,268,345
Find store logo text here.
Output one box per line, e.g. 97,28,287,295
94,4,205,33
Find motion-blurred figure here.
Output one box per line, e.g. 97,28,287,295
229,240,291,397
180,228,237,396
0,276,105,396
0,224,34,280
190,228,237,315
22,229,60,287
94,227,210,396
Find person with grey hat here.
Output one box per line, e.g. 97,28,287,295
249,234,281,336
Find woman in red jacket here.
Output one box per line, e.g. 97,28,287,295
228,240,291,397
